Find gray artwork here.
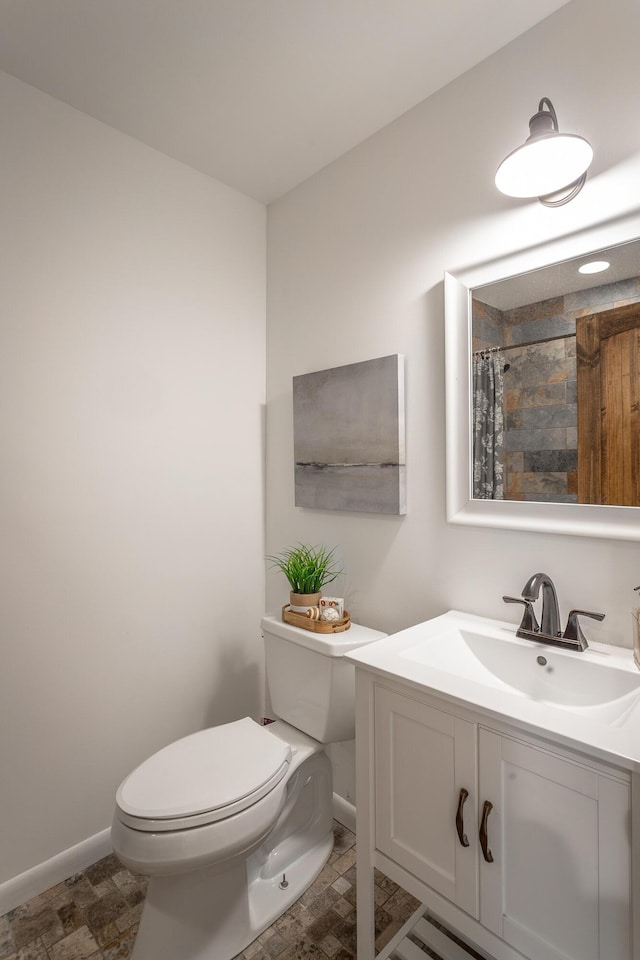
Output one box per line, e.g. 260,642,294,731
293,354,406,514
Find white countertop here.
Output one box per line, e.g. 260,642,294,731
347,610,640,773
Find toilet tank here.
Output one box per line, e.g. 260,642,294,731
261,614,386,743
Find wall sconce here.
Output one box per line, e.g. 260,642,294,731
495,97,593,207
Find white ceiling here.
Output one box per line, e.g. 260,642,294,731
0,0,568,203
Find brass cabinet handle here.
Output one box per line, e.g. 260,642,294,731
479,800,494,863
455,788,470,847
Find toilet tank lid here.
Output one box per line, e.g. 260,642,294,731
261,614,386,656
116,718,291,821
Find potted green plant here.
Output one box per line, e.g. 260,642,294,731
267,543,343,611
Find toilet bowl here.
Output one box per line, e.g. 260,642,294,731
111,614,386,960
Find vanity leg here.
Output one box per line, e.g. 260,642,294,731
356,841,375,959
355,671,376,959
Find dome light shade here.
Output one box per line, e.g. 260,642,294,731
495,135,593,198
495,98,593,207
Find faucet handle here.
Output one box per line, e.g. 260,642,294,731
562,609,605,650
503,596,540,633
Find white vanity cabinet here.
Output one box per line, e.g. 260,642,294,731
478,728,630,960
374,685,479,917
360,679,633,960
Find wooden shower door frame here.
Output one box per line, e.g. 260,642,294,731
576,301,640,505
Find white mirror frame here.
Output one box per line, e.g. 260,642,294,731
445,214,640,541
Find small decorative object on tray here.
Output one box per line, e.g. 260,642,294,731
282,604,351,633
319,597,344,621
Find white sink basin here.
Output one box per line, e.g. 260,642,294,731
347,611,640,746
400,619,640,726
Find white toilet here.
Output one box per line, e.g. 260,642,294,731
111,613,386,960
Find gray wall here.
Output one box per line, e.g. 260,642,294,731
266,0,640,803
267,0,640,645
0,71,267,884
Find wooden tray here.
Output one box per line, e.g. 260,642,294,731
282,605,351,633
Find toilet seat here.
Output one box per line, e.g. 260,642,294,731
115,718,291,832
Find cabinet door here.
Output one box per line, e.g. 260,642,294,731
374,685,478,916
479,729,631,960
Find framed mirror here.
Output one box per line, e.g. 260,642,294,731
445,215,640,540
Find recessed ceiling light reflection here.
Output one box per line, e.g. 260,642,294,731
578,260,610,275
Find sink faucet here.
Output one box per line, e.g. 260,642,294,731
522,572,561,638
503,572,604,651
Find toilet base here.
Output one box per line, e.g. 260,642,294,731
131,830,333,960
129,750,334,960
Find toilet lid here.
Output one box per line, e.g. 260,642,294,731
116,718,291,828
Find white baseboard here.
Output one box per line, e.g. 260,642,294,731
1,799,355,918
0,828,112,916
332,792,356,833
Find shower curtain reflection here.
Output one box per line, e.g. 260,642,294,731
472,351,504,499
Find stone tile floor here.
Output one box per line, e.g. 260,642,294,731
0,823,429,960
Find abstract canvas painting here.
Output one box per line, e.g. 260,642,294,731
293,354,406,514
